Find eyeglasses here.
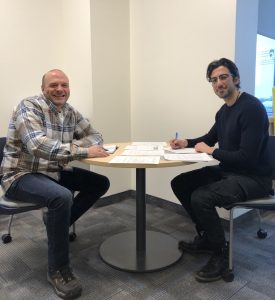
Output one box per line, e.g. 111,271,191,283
208,73,232,85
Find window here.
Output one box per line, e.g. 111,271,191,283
255,34,275,116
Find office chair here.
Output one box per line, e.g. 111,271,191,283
0,137,76,243
222,135,275,282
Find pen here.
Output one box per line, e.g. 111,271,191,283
175,132,179,140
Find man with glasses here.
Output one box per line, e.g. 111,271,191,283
170,58,272,282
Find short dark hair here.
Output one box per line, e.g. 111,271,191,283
206,58,240,89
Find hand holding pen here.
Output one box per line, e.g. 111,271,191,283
169,132,188,149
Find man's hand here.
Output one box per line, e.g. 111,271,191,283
87,145,109,158
194,142,214,155
169,138,188,149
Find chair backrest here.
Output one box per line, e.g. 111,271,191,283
0,137,6,166
0,137,7,182
268,136,275,180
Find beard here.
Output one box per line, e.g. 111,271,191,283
215,87,234,100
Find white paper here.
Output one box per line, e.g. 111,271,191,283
131,142,167,147
164,153,213,162
125,145,162,151
110,156,160,164
164,147,198,154
121,150,164,156
103,144,117,154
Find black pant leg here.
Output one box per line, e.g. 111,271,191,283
59,167,110,225
190,173,263,249
171,166,221,229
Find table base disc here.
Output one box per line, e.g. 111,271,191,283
99,230,183,272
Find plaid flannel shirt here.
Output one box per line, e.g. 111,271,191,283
0,94,103,192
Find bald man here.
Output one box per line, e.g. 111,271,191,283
1,69,110,299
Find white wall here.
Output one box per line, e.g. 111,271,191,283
130,0,237,203
89,0,131,194
0,0,94,132
0,0,63,136
61,0,94,116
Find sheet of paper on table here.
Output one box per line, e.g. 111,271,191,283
125,143,166,151
121,150,164,156
110,155,160,164
131,142,167,147
125,145,162,151
103,144,118,154
164,153,213,162
164,147,198,154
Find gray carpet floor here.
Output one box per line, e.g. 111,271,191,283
1,197,275,299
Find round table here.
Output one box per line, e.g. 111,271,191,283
82,143,192,272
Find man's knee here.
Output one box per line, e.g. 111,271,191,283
171,173,189,192
48,188,73,210
171,175,180,193
191,188,214,211
102,176,110,193
91,175,110,198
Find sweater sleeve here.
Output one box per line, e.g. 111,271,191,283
212,101,268,169
187,123,218,148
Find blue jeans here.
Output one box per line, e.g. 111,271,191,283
6,167,110,273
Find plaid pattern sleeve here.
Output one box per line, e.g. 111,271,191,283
0,94,103,192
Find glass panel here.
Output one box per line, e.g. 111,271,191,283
255,34,275,117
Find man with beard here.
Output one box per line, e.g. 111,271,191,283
170,58,272,282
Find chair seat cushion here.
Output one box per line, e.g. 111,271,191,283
0,195,43,214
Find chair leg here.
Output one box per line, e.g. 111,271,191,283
2,215,14,243
221,208,235,282
69,223,77,242
228,209,234,272
256,209,267,239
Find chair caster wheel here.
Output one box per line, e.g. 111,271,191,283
2,234,12,244
222,269,234,282
69,232,77,242
257,229,267,239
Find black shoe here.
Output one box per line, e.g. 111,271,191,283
178,233,213,254
47,266,82,299
195,244,229,282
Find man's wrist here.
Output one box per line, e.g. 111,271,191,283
183,139,188,148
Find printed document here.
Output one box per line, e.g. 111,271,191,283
110,156,160,164
131,142,167,147
164,147,198,154
121,150,164,156
125,145,162,151
164,153,213,162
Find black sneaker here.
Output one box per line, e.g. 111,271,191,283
195,245,229,282
47,266,82,299
178,233,213,254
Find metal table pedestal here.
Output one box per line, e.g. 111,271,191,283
99,168,182,272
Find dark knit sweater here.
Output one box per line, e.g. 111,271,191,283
187,92,271,177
